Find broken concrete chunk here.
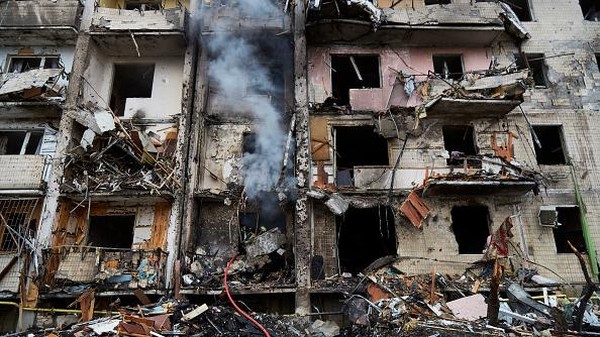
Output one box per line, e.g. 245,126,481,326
446,294,488,321
182,304,209,321
308,319,340,337
325,194,350,215
0,68,62,96
245,228,286,257
81,129,96,151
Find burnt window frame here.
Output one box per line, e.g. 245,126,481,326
6,55,61,73
595,53,600,72
330,54,382,106
432,54,464,81
580,0,600,21
531,124,568,166
424,0,451,5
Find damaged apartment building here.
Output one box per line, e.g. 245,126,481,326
2,0,600,332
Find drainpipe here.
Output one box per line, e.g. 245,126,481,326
570,165,599,281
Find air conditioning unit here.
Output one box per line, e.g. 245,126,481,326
538,206,560,228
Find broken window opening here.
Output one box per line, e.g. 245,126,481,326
580,0,600,21
7,56,61,73
451,205,490,254
425,0,451,5
110,64,155,117
515,53,548,87
442,125,478,167
500,0,532,21
243,132,257,155
334,125,389,187
124,0,161,10
595,54,600,72
87,215,136,249
336,206,397,275
553,207,586,253
531,125,567,165
239,192,287,234
0,198,39,252
331,55,381,105
432,55,463,81
0,130,43,155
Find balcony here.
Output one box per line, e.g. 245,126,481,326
90,7,187,32
0,0,81,45
45,246,167,292
89,5,188,56
0,155,46,191
419,69,529,119
306,2,525,46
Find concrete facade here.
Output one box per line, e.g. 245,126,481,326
0,0,600,332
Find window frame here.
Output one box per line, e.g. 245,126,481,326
0,129,44,155
5,55,61,74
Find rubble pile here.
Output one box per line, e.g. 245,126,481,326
63,104,179,194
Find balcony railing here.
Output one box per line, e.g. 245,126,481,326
0,155,46,190
0,0,81,28
45,246,167,291
90,6,187,32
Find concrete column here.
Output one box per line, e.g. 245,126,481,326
293,0,312,316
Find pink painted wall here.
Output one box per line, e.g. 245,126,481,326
307,46,493,112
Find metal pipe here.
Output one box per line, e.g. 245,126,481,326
0,301,118,315
570,165,599,280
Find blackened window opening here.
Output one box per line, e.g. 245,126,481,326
516,53,548,87
0,131,43,155
553,207,586,253
451,206,490,254
425,0,451,5
432,55,463,80
335,126,389,186
110,64,155,116
580,0,600,21
87,215,135,248
124,0,161,10
243,132,257,155
331,55,380,105
239,193,287,233
442,125,478,166
503,0,532,21
337,206,397,275
532,125,567,165
595,54,600,71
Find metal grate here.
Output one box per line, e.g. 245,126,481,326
0,198,39,253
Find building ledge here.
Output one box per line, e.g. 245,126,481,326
180,286,297,296
422,179,537,197
423,97,523,119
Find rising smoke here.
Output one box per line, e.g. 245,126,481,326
202,1,293,201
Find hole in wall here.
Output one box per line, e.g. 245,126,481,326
87,215,136,248
531,125,567,165
451,205,490,254
331,55,380,105
337,206,397,275
442,125,478,166
553,206,586,253
334,126,389,186
580,0,600,21
515,53,548,87
110,64,155,116
432,54,463,80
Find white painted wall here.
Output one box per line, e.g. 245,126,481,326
82,52,184,118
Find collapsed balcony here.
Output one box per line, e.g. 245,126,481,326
417,68,529,119
0,68,67,104
43,246,167,293
306,1,529,45
62,105,179,195
421,153,540,197
90,2,188,33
